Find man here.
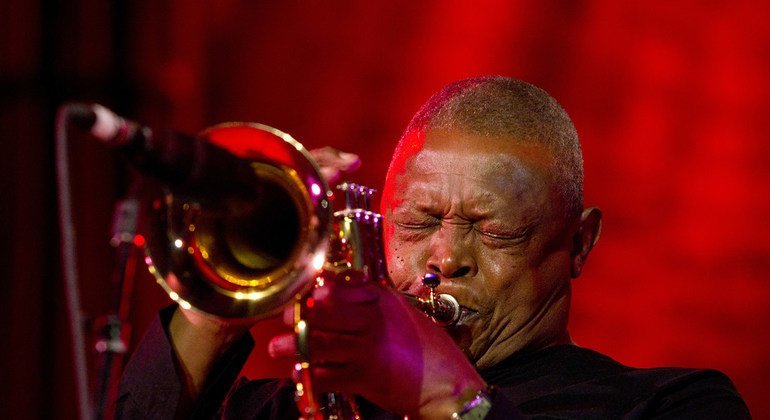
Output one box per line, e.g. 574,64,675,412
118,76,749,418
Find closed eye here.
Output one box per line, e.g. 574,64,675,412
474,225,532,245
395,220,439,229
393,218,439,241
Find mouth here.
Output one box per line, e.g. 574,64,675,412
398,278,423,295
456,306,480,326
399,276,481,326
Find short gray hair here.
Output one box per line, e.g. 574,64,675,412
400,76,583,218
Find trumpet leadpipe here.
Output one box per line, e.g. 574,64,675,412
402,292,468,327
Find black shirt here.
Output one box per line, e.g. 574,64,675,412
481,344,749,418
117,307,750,419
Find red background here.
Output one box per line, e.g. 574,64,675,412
2,1,769,418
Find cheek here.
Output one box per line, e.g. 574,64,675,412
477,252,523,297
383,235,425,288
475,247,558,314
481,249,571,308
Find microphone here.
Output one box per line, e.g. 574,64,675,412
67,103,241,188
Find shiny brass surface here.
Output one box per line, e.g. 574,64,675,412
135,123,469,417
402,292,461,327
140,123,333,319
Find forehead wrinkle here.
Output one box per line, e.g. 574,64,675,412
389,139,559,224
406,150,540,198
409,147,539,182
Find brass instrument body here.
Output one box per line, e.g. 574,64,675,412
295,184,464,419
402,292,461,327
327,186,461,325
295,183,386,419
135,122,467,419
139,123,333,320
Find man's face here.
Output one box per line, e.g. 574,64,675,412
381,128,576,369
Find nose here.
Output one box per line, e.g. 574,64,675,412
426,223,477,279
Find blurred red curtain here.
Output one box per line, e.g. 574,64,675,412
2,0,769,418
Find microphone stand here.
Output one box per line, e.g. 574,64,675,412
93,197,140,420
56,104,142,419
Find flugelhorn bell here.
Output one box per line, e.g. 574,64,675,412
140,123,333,320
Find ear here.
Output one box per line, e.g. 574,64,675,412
570,207,602,278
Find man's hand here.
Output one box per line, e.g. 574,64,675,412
268,273,487,419
309,146,361,184
167,146,360,408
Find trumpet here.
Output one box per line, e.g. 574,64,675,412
129,122,468,418
139,122,333,320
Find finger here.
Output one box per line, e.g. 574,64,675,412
282,304,295,327
310,147,361,170
308,330,368,365
311,364,364,395
337,152,361,171
268,332,297,358
307,286,381,333
307,308,378,334
310,147,362,183
320,166,342,184
282,284,379,328
312,282,379,304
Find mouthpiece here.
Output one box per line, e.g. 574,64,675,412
400,274,477,327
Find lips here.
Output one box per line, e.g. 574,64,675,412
398,277,426,295
456,306,481,326
399,276,481,326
